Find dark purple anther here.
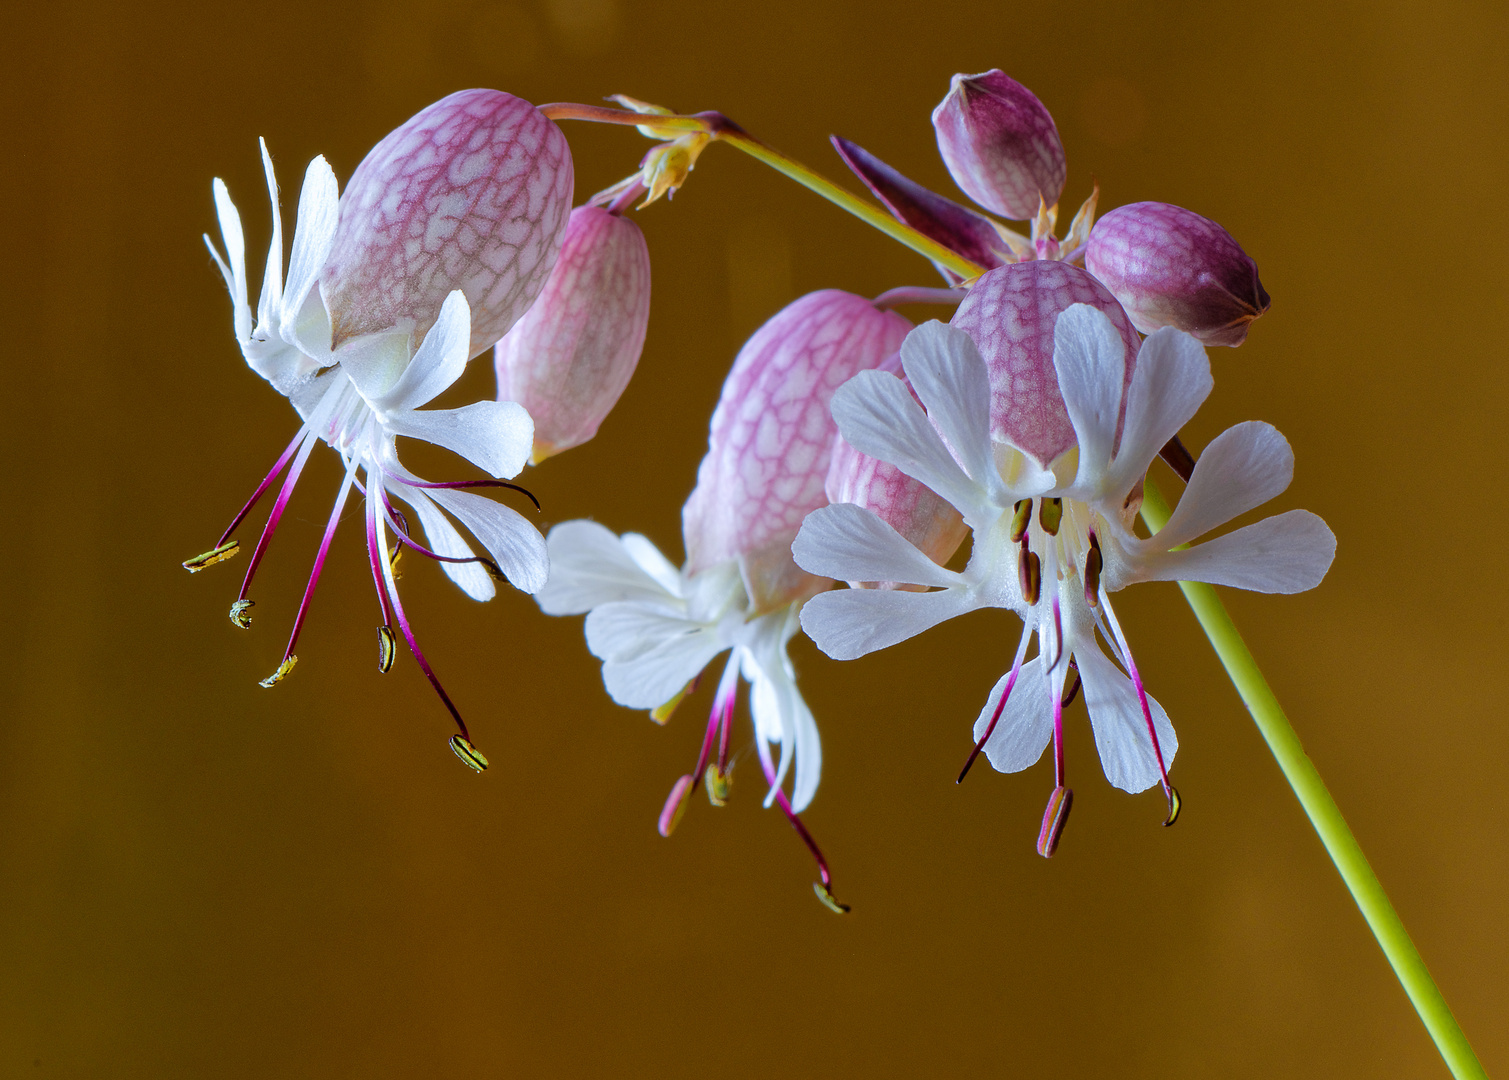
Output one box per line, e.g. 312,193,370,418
951,262,1139,466
1085,202,1270,347
494,204,651,461
321,89,574,357
932,70,1067,221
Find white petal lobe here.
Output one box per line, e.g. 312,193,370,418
384,400,534,479
793,503,962,588
1077,644,1178,793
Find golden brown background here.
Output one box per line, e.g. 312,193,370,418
2,0,1505,1076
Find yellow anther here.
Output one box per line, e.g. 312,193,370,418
387,545,403,580
812,882,851,915
650,680,694,724
1162,785,1182,827
258,655,297,688
703,764,731,806
1018,547,1041,606
449,735,489,772
376,626,396,673
182,540,240,573
228,599,254,629
1038,497,1063,536
1009,499,1033,543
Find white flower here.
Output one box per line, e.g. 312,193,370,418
190,143,546,766
793,309,1335,850
538,520,822,816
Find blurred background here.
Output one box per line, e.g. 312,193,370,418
1,0,1505,1076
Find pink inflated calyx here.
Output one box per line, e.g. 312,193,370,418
932,70,1067,221
826,352,967,590
951,262,1139,466
495,204,651,461
1085,201,1270,347
682,290,912,612
320,89,574,357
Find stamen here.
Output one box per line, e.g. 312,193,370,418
1084,531,1103,608
377,625,396,673
1060,667,1082,709
209,427,306,551
704,763,732,806
236,428,321,603
751,717,848,912
379,491,508,580
449,734,489,773
388,472,543,513
690,654,741,792
1018,543,1042,605
273,459,358,679
1038,497,1063,536
183,541,240,573
1098,590,1180,824
650,677,697,724
228,599,254,629
259,656,297,687
1159,435,1196,483
658,773,696,836
1009,499,1033,543
958,619,1035,783
1036,785,1073,858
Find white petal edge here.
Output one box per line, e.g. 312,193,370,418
1052,304,1126,491
280,155,340,330
792,503,963,589
536,521,680,615
799,584,980,660
1134,509,1336,594
1144,421,1294,551
899,322,1001,497
382,289,472,410
972,658,1054,774
388,484,494,601
1076,643,1178,794
1103,327,1212,497
210,178,251,342
256,138,284,332
384,400,534,480
427,485,548,594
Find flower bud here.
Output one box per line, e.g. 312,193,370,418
494,205,651,461
932,70,1066,220
321,89,574,357
682,291,912,611
825,353,967,590
951,261,1139,466
1085,201,1270,347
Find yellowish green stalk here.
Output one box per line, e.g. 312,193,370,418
1140,479,1485,1080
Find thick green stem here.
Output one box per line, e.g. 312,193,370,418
1140,479,1485,1079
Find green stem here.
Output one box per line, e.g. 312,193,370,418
712,130,985,280
1140,478,1485,1079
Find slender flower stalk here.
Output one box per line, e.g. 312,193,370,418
1140,481,1487,1080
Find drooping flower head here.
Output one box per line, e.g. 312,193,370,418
537,290,911,908
794,263,1335,854
186,90,573,767
494,204,652,462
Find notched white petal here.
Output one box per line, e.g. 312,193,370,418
1077,644,1178,794
281,155,340,328
537,521,681,615
799,584,978,660
1105,327,1211,497
900,322,998,493
792,503,961,589
427,485,548,594
1145,421,1294,550
1052,304,1126,489
971,658,1054,774
382,290,473,411
384,400,534,480
1135,509,1336,594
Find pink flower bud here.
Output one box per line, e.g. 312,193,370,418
825,353,967,590
932,70,1066,220
494,205,651,461
1084,201,1270,347
320,89,574,357
682,291,912,611
951,262,1139,466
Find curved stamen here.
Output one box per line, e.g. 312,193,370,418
378,488,507,580
691,653,741,790
363,487,395,629
1048,595,1068,789
753,736,848,913
215,427,306,549
1098,588,1179,823
264,457,359,684
957,617,1034,783
386,471,542,512
374,501,472,742
237,428,319,602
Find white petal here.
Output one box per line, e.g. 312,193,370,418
799,584,979,660
792,503,962,588
256,139,284,332
280,155,340,329
900,322,1000,495
588,606,726,709
1052,304,1126,488
972,658,1054,774
338,333,412,403
1105,327,1212,496
382,290,472,410
384,400,534,479
426,485,549,594
389,484,494,601
831,370,994,526
1077,643,1178,794
1134,509,1336,594
620,533,685,596
210,178,251,342
536,521,680,615
1145,421,1294,550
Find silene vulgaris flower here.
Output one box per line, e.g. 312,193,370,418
793,263,1336,855
537,289,912,910
185,90,573,768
